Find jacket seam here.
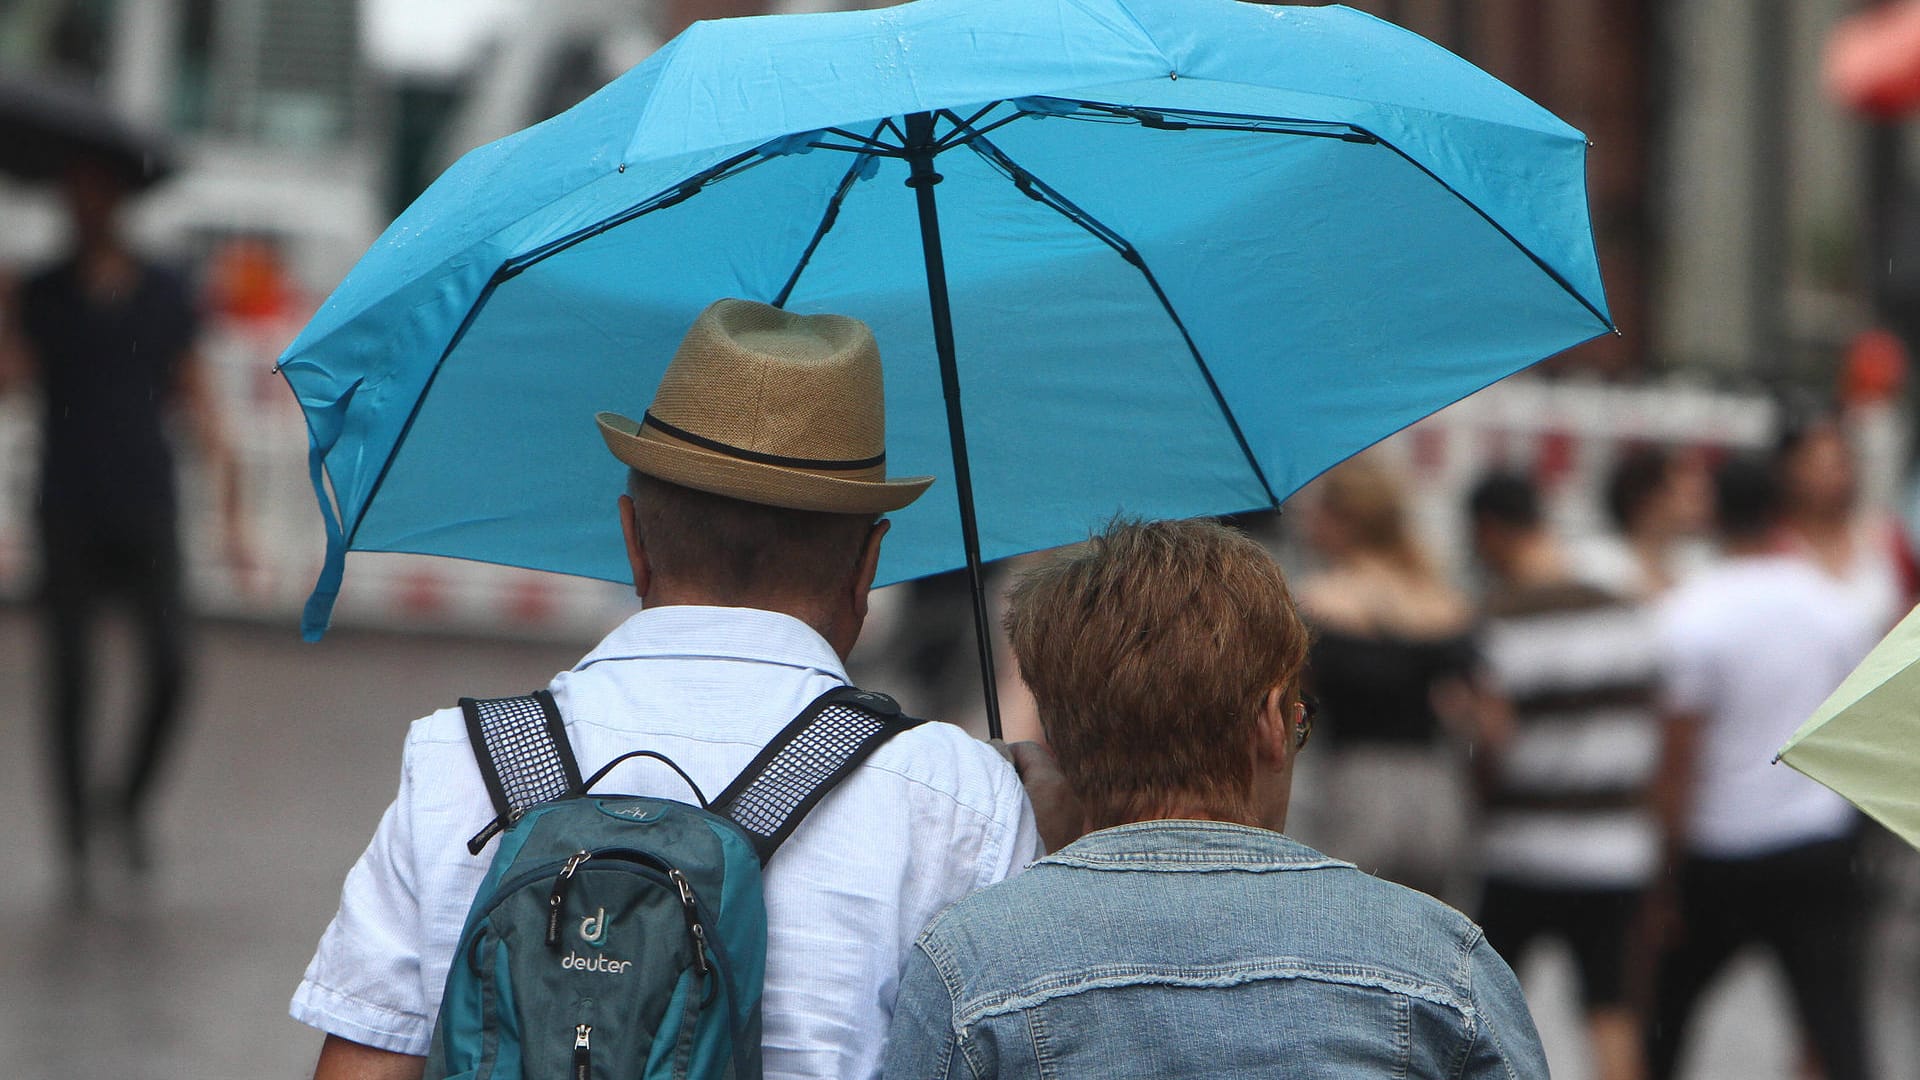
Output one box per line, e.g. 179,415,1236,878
954,960,1470,1027
1027,1003,1058,1080
1458,938,1521,1080
1038,853,1350,872
1393,992,1412,1080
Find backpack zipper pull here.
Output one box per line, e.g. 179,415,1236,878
668,868,711,976
573,1023,591,1080
547,850,591,947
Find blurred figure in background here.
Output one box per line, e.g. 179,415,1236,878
1576,445,1714,600
0,155,244,892
1295,455,1483,905
1646,456,1877,1080
1775,408,1915,633
1467,470,1659,1080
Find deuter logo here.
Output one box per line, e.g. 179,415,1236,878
562,950,632,975
579,907,608,947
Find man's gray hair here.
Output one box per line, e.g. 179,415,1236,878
626,470,878,599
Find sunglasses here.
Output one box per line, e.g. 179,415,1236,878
1293,693,1317,751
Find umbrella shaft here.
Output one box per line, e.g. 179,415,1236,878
904,111,1004,742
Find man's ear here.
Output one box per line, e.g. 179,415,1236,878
1253,685,1292,769
619,494,651,600
849,518,891,622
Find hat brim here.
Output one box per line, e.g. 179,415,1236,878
598,412,932,515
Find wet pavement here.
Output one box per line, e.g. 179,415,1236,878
0,607,1911,1079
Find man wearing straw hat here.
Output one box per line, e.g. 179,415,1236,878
295,299,1042,1080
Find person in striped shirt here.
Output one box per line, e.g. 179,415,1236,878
1467,470,1662,1080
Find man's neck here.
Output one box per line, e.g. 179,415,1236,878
641,586,848,659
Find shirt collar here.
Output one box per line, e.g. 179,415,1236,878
1040,820,1351,872
576,605,850,682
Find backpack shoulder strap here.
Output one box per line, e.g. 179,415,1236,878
461,689,584,854
711,686,926,865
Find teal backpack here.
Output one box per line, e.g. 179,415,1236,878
424,685,922,1080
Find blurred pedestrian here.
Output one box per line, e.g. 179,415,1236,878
1468,470,1660,1080
1295,455,1483,904
1775,409,1915,632
1575,445,1714,599
883,517,1549,1080
0,155,244,891
1646,455,1877,1080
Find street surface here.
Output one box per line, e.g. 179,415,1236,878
0,608,1910,1079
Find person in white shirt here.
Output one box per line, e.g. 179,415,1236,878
1647,455,1878,1080
293,299,1043,1080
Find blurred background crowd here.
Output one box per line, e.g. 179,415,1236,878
7,1,1920,1078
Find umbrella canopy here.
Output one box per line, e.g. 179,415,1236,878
1779,603,1920,850
282,0,1611,660
0,69,174,187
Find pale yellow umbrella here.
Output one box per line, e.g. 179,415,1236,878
1778,603,1920,849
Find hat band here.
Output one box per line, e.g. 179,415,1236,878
642,411,886,472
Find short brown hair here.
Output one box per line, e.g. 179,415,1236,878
1004,518,1311,829
629,471,876,599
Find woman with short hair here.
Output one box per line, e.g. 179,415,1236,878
883,517,1546,1080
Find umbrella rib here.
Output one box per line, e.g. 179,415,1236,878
773,124,887,308
1366,139,1614,332
340,148,773,551
966,134,1280,510
497,146,770,280
1046,99,1613,332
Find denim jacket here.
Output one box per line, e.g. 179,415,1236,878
883,820,1548,1079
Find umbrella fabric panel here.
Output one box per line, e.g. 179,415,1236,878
1782,604,1920,849
1782,659,1920,849
785,147,1275,580
347,148,861,581
622,0,1579,159
969,108,1609,498
354,144,1273,586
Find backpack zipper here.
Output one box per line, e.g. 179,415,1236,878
466,849,727,987
573,1023,591,1080
547,850,592,946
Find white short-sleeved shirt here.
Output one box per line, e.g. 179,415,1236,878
1655,556,1877,857
291,605,1041,1079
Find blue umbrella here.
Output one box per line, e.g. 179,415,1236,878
280,0,1611,736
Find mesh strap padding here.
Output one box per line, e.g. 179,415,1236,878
711,687,925,864
461,690,583,837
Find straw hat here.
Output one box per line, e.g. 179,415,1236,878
598,299,933,514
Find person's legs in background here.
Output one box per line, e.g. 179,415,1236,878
38,524,98,889
1567,887,1649,1080
109,522,189,872
1765,837,1871,1080
1647,855,1752,1080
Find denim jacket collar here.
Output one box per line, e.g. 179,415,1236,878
1040,819,1354,873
